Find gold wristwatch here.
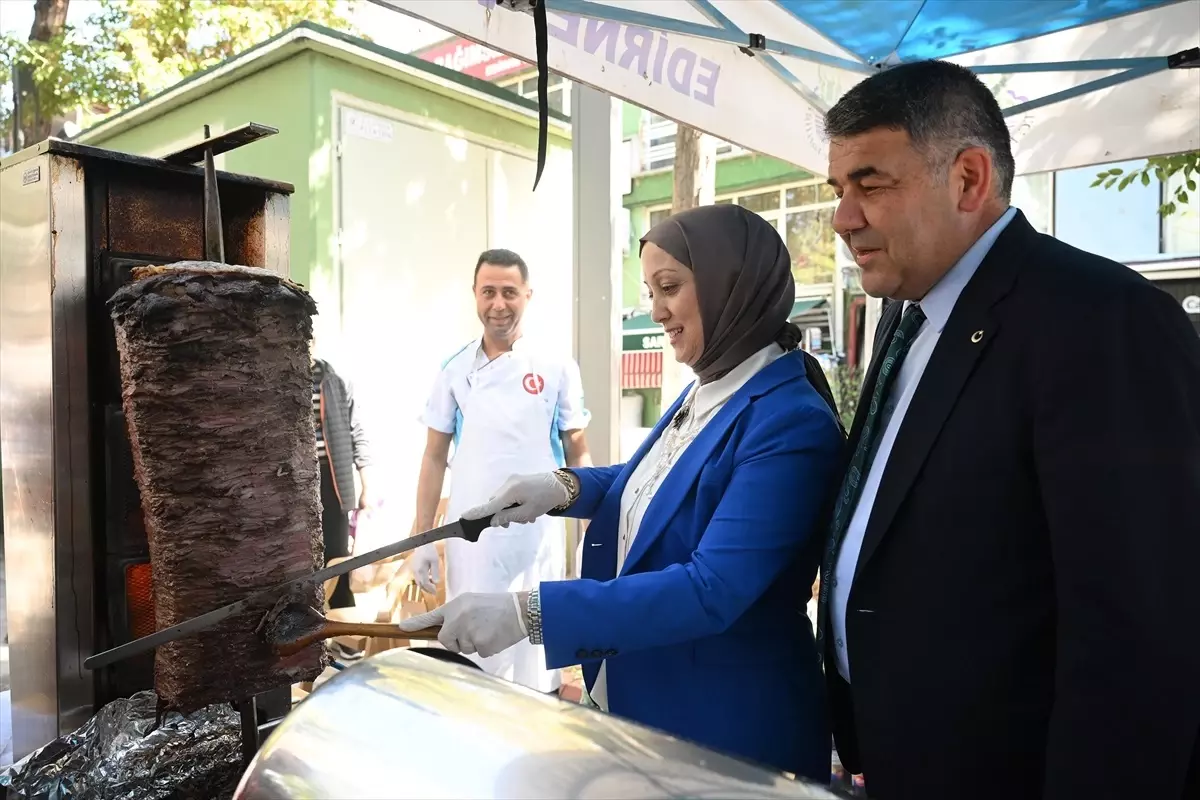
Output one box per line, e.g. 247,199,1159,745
552,469,580,511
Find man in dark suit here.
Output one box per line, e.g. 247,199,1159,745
816,60,1200,799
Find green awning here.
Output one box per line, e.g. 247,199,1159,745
790,298,827,316
623,312,655,331
624,312,663,352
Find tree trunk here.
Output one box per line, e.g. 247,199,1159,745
15,0,70,147
670,124,716,213
661,124,716,402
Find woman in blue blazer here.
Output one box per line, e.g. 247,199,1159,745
402,204,844,780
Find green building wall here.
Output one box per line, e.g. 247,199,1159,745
80,40,567,296
77,29,802,313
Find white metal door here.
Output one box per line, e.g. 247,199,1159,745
335,104,490,520
484,147,573,356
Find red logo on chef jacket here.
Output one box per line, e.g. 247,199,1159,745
522,372,545,395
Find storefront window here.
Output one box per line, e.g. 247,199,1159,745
738,190,781,213
1163,171,1200,255
786,207,837,285
509,72,569,115
1053,157,1200,262
639,180,838,285
1056,160,1160,261
1011,172,1052,234
786,184,836,207
639,113,738,172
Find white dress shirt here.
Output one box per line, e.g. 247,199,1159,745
830,207,1017,682
587,342,785,710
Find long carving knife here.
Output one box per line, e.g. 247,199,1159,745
83,512,503,670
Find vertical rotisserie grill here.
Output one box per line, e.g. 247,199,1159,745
109,262,325,712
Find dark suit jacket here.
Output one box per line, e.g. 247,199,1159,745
822,212,1200,799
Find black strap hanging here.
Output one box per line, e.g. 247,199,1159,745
532,0,549,190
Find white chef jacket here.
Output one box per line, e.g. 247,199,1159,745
420,336,589,691
421,337,590,468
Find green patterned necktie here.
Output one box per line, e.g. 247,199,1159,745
816,302,927,650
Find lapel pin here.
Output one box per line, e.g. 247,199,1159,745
971,330,984,343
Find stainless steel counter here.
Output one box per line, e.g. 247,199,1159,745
235,648,843,799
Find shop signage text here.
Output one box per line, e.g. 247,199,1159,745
418,37,526,81
624,332,665,352
345,109,394,143
476,0,722,106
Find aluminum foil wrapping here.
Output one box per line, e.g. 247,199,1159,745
0,691,242,800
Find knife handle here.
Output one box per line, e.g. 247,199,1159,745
460,503,519,541
322,622,442,640
274,623,443,657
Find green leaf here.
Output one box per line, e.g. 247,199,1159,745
1104,177,1119,189
1188,179,1197,192
4,0,359,137
1090,177,1105,188
1141,172,1151,187
1118,173,1137,190
1179,191,1190,205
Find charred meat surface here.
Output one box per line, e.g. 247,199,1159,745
109,261,325,711
259,599,325,650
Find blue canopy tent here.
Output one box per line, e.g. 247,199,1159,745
379,0,1199,179
374,0,1198,465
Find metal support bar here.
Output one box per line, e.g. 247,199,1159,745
688,0,830,113
970,57,1166,74
201,125,226,263
161,122,278,165
1002,62,1168,117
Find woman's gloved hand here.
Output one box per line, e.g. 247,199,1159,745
405,543,440,595
462,472,570,528
399,592,529,658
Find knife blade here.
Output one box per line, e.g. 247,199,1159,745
83,511,502,671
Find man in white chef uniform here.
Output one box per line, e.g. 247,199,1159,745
407,248,592,693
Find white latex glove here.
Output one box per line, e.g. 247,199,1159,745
405,543,439,595
399,592,528,658
462,472,570,528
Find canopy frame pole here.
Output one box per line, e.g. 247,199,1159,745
571,82,622,470
971,57,1172,74
1002,61,1170,117
688,0,831,113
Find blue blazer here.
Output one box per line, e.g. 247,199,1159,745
539,351,843,779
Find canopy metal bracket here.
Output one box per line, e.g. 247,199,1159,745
1168,47,1199,70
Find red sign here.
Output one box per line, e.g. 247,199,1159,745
522,373,545,395
417,37,528,81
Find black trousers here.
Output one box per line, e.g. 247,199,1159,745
320,456,355,609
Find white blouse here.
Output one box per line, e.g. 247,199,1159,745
587,343,786,710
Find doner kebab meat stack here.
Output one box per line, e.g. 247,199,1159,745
109,261,326,711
